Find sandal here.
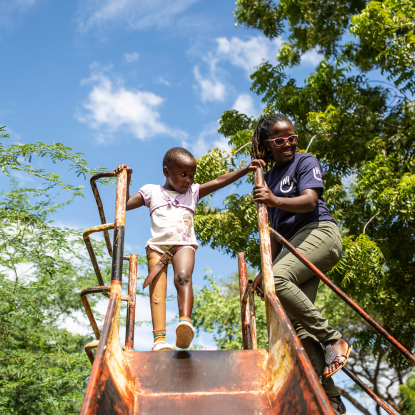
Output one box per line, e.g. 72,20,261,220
328,395,346,414
324,337,352,378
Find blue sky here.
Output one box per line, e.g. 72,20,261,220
0,2,369,411
1,0,321,317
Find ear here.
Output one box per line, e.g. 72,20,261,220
163,166,169,177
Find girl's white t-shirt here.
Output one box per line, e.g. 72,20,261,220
139,184,199,253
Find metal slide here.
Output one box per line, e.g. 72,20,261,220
79,167,414,415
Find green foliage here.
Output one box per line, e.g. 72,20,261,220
0,182,105,414
350,0,415,93
0,130,108,197
400,374,415,414
234,0,366,57
0,130,118,413
192,269,267,350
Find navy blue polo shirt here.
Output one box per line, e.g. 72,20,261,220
264,153,335,241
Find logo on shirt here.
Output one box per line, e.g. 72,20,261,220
280,176,294,193
313,167,322,181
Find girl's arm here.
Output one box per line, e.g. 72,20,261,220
114,165,145,211
199,159,266,199
253,184,320,213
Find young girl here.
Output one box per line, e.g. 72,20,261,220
115,147,264,352
250,114,350,414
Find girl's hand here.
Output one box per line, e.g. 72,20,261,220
247,159,266,172
114,164,133,177
251,271,264,301
253,182,278,206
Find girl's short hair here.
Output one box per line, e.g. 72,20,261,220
251,114,294,169
163,147,195,169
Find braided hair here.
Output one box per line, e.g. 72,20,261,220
251,114,298,170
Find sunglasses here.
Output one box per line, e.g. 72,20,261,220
264,135,298,147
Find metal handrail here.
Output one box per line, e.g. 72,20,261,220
80,168,138,358
90,172,116,257
268,226,415,367
83,224,114,285
81,286,111,340
80,293,118,413
249,167,404,415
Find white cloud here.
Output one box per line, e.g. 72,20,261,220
192,35,281,103
76,64,185,143
215,35,283,77
183,122,230,157
301,49,322,66
193,62,226,103
125,52,139,63
77,0,200,35
156,76,170,86
232,94,258,117
0,0,35,29
192,36,321,105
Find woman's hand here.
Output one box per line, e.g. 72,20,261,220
114,164,133,177
247,159,266,172
251,271,264,301
253,182,278,207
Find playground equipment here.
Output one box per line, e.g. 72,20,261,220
79,167,414,415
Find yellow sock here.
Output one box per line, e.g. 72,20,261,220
153,329,166,343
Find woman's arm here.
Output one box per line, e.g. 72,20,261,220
114,165,145,211
199,159,266,199
253,184,320,213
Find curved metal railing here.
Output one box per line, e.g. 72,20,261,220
80,170,138,363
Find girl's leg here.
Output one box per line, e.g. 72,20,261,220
172,247,195,317
147,249,171,350
172,247,195,349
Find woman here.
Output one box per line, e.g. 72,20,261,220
251,114,351,414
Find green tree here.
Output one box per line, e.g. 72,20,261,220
0,128,115,413
193,2,415,413
192,268,267,350
400,373,415,415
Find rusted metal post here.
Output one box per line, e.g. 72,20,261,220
125,254,138,352
269,226,415,367
83,223,114,285
90,172,116,257
111,169,127,287
254,168,276,343
342,367,398,415
238,253,250,350
81,294,101,340
80,286,111,340
248,283,257,349
85,340,99,365
266,290,335,415
80,294,118,415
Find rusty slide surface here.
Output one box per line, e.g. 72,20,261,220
81,293,334,415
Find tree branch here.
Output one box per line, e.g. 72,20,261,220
363,206,389,234
337,388,371,415
305,133,331,153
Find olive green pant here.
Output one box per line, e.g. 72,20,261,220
273,221,342,397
